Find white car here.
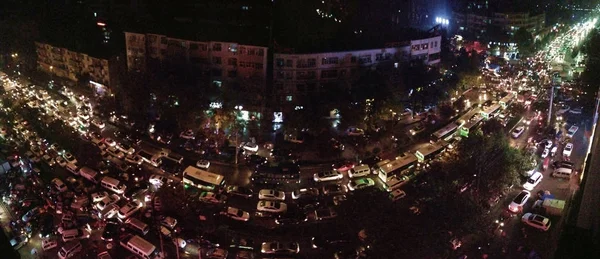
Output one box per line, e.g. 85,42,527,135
42,154,56,166
104,137,116,147
90,191,109,203
148,175,165,186
258,189,286,201
521,213,551,231
523,171,543,191
543,140,553,149
242,142,259,152
221,207,250,221
196,160,210,169
348,178,375,191
124,154,143,165
508,190,531,213
116,143,135,155
541,148,549,158
511,126,525,138
63,152,77,164
199,192,227,204
51,178,68,192
96,194,120,211
313,170,343,182
55,156,67,167
91,119,105,129
106,146,125,159
389,189,406,201
256,201,287,214
563,143,573,157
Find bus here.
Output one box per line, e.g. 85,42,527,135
120,234,162,259
377,153,418,183
415,141,446,162
252,163,301,185
481,103,501,120
459,113,484,137
499,93,514,109
182,166,225,191
432,120,462,142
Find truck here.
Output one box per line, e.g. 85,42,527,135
543,199,565,216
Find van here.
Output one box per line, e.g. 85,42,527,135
348,164,371,178
118,201,142,220
65,163,79,175
101,176,127,194
61,228,90,242
58,241,82,259
78,167,99,184
552,167,572,179
125,217,149,235
550,146,558,157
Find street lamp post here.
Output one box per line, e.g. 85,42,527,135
234,105,243,166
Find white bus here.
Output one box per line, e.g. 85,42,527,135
481,104,501,120
499,93,514,109
432,120,461,142
377,153,418,183
182,166,225,191
120,234,162,259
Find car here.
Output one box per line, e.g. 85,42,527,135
42,239,58,251
124,154,143,165
179,129,195,140
521,213,551,231
199,192,227,204
258,189,286,201
196,160,211,169
42,154,56,166
311,234,354,249
553,160,574,169
523,171,543,191
91,119,105,129
101,219,120,241
225,185,253,198
50,143,60,151
291,188,319,200
389,189,407,201
409,124,425,136
260,241,300,254
542,139,553,149
153,196,162,212
332,161,355,171
322,184,348,195
63,152,77,164
52,178,68,192
242,142,259,152
508,190,531,213
256,201,287,213
90,191,109,203
314,207,337,220
30,145,44,156
313,170,344,182
116,143,135,155
511,126,525,138
220,206,250,221
106,146,125,159
22,207,42,222
205,248,229,259
275,206,308,225
90,132,103,143
104,137,116,147
563,143,573,157
97,142,107,150
348,178,375,191
117,201,143,219
148,175,165,186
25,151,40,163
96,194,120,211
541,148,550,158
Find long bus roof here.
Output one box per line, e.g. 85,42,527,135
183,166,224,185
379,154,418,175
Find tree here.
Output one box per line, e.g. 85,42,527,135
514,27,535,56
481,118,505,135
438,103,456,119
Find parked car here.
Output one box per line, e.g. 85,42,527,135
52,178,68,192
511,126,525,138
521,213,551,231
313,170,343,182
199,192,227,204
314,207,338,221
523,172,543,191
258,189,286,201
332,161,355,171
563,143,573,157
196,160,210,169
541,148,550,158
260,241,300,254
256,201,287,214
242,142,259,152
220,207,250,221
508,190,531,213
348,178,375,191
322,184,348,195
225,185,253,198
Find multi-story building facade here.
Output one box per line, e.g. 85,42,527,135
273,36,441,108
124,32,268,110
35,42,116,96
453,11,545,40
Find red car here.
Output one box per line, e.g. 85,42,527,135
332,161,355,171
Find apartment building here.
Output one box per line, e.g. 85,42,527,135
35,42,116,96
124,32,268,110
453,11,545,40
273,36,441,107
